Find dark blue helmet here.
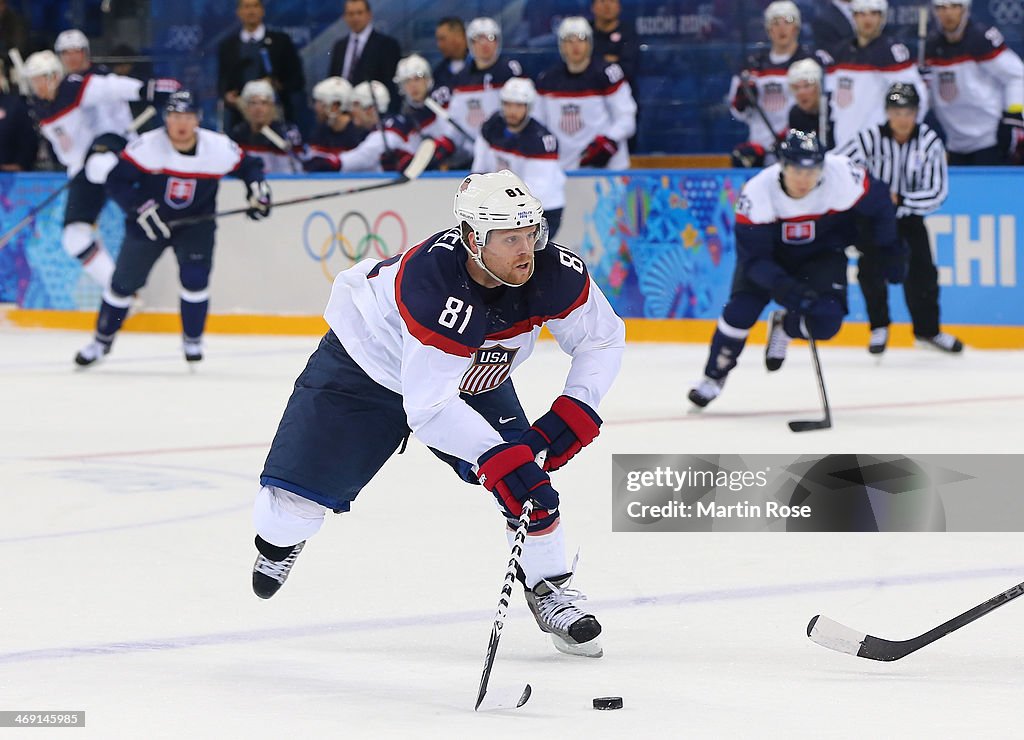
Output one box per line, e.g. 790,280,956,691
777,129,825,169
165,89,200,116
885,82,920,109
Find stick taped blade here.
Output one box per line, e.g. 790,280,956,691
788,419,832,433
475,683,532,711
807,615,867,656
402,138,436,181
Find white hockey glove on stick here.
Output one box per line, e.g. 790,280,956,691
136,199,171,241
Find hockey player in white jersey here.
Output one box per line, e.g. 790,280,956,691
473,78,566,237
23,45,171,289
228,79,303,174
251,171,625,659
925,0,1024,164
446,17,526,167
688,130,904,408
535,17,636,170
827,0,928,149
333,80,419,173
390,53,458,171
74,91,269,367
727,2,825,164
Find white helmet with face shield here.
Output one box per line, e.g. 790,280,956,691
453,170,548,286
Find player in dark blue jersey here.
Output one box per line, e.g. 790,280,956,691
302,76,367,172
688,130,904,407
74,91,269,367
250,171,625,658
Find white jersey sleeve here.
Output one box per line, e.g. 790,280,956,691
546,276,626,410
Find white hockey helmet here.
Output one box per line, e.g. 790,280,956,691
558,16,593,42
313,76,352,109
787,58,822,87
55,29,90,53
454,170,545,248
466,17,501,41
350,80,390,113
394,54,432,85
500,77,537,108
932,0,970,7
851,0,888,13
241,78,276,103
764,1,801,26
23,50,64,82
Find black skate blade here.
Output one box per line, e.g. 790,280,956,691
475,683,532,711
788,418,832,432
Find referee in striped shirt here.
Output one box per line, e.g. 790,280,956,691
840,82,963,354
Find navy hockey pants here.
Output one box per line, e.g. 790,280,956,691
260,330,529,513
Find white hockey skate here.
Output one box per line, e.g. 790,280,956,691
915,332,963,354
183,337,204,363
525,573,603,658
764,309,790,372
869,327,888,355
74,340,110,368
688,376,724,408
252,536,305,599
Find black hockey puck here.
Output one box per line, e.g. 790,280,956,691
593,696,623,710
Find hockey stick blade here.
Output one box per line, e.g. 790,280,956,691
807,580,1024,661
788,418,831,433
475,683,532,711
400,138,436,181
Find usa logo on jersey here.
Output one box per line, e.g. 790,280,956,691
460,344,519,395
560,103,583,134
836,78,853,108
782,221,815,244
762,82,786,113
165,177,197,209
938,72,958,102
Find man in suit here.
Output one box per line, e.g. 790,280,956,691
218,0,305,133
327,0,402,113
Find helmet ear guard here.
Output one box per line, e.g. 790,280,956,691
453,171,548,286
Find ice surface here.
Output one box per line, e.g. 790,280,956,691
1,329,1022,738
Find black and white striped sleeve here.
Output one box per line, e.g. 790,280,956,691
836,126,872,167
900,128,948,216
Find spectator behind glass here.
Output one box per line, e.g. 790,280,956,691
327,0,402,113
0,61,38,170
218,0,306,134
432,17,468,107
0,0,29,60
591,0,637,83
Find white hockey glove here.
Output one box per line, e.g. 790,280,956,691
135,199,171,241
246,180,272,221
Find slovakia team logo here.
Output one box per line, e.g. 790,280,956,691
782,220,815,244
560,104,583,134
938,72,959,102
164,177,197,209
460,344,519,395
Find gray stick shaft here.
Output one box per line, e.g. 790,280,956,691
739,71,778,151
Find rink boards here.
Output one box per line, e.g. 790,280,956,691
1,169,1020,347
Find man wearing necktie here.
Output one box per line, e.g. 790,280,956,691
218,0,305,133
327,0,402,113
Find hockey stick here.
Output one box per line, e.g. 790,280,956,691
8,48,29,96
739,71,780,153
917,6,928,71
166,138,436,228
475,497,534,711
423,96,475,142
807,579,1024,661
259,125,305,171
0,105,157,250
367,83,394,157
787,336,832,432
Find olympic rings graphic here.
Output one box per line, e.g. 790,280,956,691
302,209,408,281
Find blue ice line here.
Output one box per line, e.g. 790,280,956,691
1,564,1020,665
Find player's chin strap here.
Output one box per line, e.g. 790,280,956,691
464,218,550,289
